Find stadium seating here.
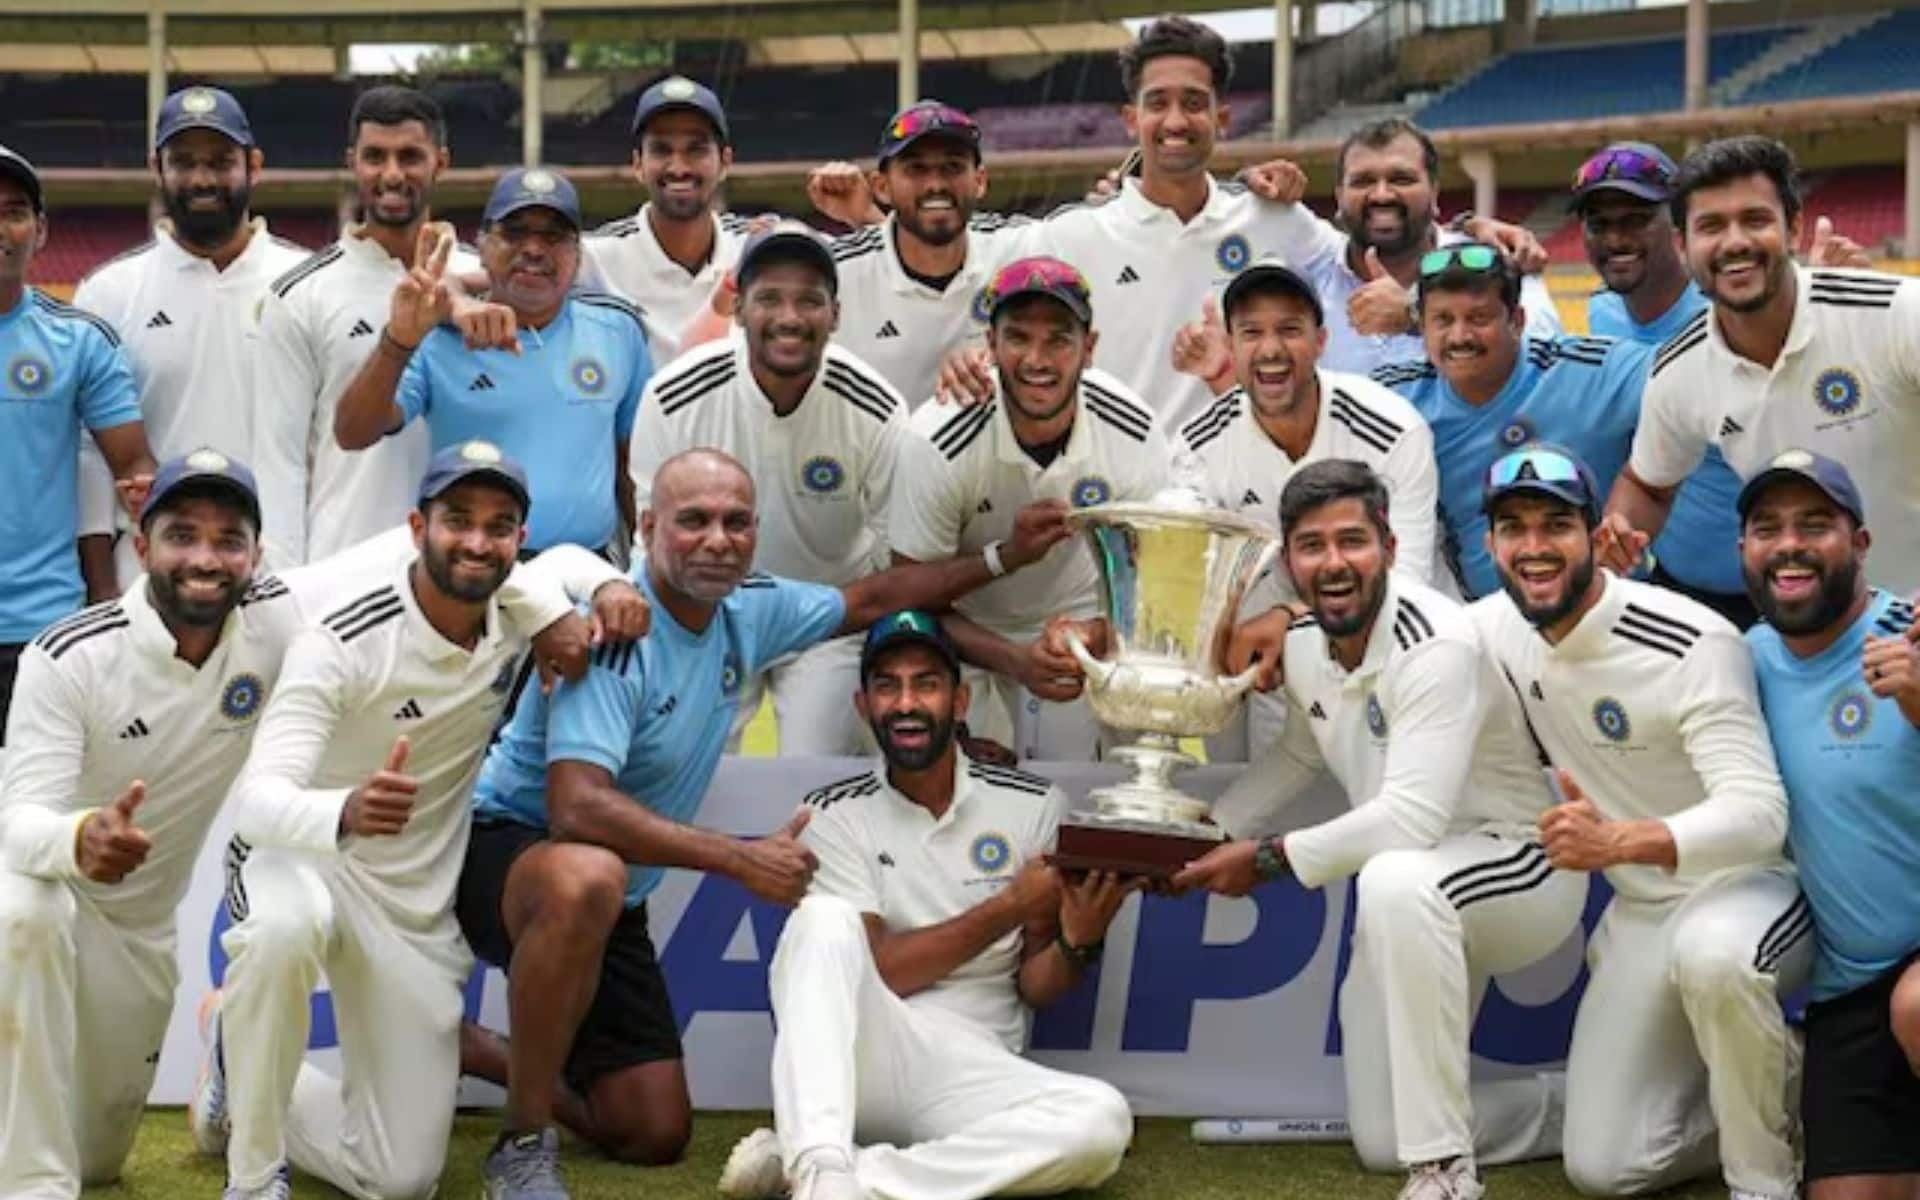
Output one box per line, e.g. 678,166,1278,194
1739,8,1920,103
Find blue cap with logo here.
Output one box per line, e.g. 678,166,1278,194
153,86,255,151
861,609,961,681
0,144,42,213
736,220,838,294
877,101,981,165
1482,442,1602,525
418,440,532,515
1572,141,1679,209
141,447,262,530
631,75,729,144
1736,447,1866,526
482,167,582,230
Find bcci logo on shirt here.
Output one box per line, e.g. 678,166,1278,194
1071,477,1111,508
801,455,845,494
1812,367,1862,418
1498,417,1535,449
221,673,265,723
1592,697,1631,743
571,357,607,396
7,354,51,397
1828,690,1872,740
720,652,742,698
1365,693,1388,739
969,286,993,325
969,831,1012,875
1215,234,1252,275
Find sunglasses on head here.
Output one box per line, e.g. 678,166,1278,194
889,104,977,142
1486,446,1588,493
1573,147,1673,192
1418,243,1500,280
988,259,1089,301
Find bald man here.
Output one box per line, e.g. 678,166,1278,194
454,449,1071,1191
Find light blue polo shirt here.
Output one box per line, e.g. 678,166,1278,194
395,292,649,551
0,289,141,642
472,564,847,907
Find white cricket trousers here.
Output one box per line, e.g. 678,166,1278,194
0,870,176,1199
960,666,1104,762
731,634,873,756
1563,865,1811,1199
1341,836,1587,1171
219,847,468,1200
768,895,1133,1200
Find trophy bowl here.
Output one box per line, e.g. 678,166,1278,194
1050,493,1280,878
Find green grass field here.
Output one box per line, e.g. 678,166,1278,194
86,1111,1724,1198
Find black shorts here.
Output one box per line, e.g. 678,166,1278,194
1802,952,1920,1180
456,819,683,1094
0,642,22,747
1648,564,1758,631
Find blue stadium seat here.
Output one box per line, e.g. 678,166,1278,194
1740,9,1920,103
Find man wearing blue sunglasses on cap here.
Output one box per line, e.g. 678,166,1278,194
1473,442,1807,1200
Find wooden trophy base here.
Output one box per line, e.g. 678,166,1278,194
1048,818,1224,880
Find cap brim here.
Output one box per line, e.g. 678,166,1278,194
156,118,252,149
486,199,580,228
422,467,532,515
1574,178,1670,206
1735,467,1862,524
1483,479,1594,517
861,628,960,678
633,100,728,141
989,288,1091,326
878,127,980,164
141,473,262,529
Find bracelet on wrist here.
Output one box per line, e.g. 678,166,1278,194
379,325,420,358
1253,835,1289,881
1055,929,1104,971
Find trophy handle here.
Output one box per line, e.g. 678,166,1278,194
1063,629,1117,691
1216,662,1266,702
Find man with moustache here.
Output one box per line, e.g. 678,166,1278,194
1602,135,1920,598
715,612,1135,1200
251,87,483,568
0,145,156,751
1370,246,1648,600
212,443,645,1200
893,257,1166,759
74,86,311,588
629,224,909,754
1165,461,1580,1200
1737,450,1920,1200
1474,443,1808,1200
336,166,650,557
1172,261,1439,757
455,448,1068,1193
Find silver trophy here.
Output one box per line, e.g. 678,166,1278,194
1051,478,1280,877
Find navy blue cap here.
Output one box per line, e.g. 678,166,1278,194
861,610,961,681
482,167,582,230
1221,257,1324,327
153,86,255,151
877,101,982,165
141,447,262,529
418,440,532,515
735,220,837,294
1482,443,1602,525
0,145,42,213
1737,448,1866,526
631,75,729,144
1572,141,1678,208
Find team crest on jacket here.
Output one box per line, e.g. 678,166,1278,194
969,286,993,324
1365,693,1388,739
571,357,607,395
801,455,845,494
720,652,742,697
221,673,265,722
969,831,1012,874
1215,234,1252,274
8,354,50,396
1498,417,1535,448
1592,697,1630,743
1071,476,1111,507
1812,368,1862,418
1829,690,1872,740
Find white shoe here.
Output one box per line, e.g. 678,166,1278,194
1397,1157,1485,1200
222,1161,291,1200
791,1154,864,1200
719,1127,787,1199
189,989,230,1156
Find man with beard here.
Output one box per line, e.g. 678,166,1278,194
251,87,483,568
715,612,1135,1200
628,224,909,754
1473,443,1808,1200
0,145,156,754
211,441,645,1200
1164,460,1580,1200
336,166,649,556
1737,451,1920,1200
454,448,1068,1195
1173,261,1439,757
893,257,1166,759
74,86,311,589
1369,245,1649,600
1603,135,1920,598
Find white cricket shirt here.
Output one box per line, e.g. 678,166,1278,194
1213,576,1550,888
1471,573,1790,904
828,213,1034,406
629,336,906,586
250,230,481,567
890,369,1169,643
1627,266,1920,594
581,205,753,354
801,753,1065,1052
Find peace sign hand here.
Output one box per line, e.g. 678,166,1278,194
388,223,456,349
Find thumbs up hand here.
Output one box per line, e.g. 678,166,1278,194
732,805,820,906
1171,296,1233,390
1807,214,1871,269
1348,247,1416,336
1538,769,1615,870
339,737,419,839
78,780,151,883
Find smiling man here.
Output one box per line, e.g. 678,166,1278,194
1603,135,1920,598
335,166,651,556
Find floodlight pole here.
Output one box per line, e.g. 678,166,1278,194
522,0,545,166
1272,0,1292,139
1684,0,1707,113
898,0,920,111
1906,119,1919,257
147,3,166,148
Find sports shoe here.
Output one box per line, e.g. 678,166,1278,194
482,1127,569,1200
1396,1157,1485,1200
222,1162,291,1200
791,1152,864,1200
189,989,231,1156
719,1126,787,1199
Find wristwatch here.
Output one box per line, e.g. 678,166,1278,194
1253,835,1289,881
1055,930,1104,971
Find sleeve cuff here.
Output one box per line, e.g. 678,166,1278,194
0,806,97,880
548,744,627,778
1280,829,1339,891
